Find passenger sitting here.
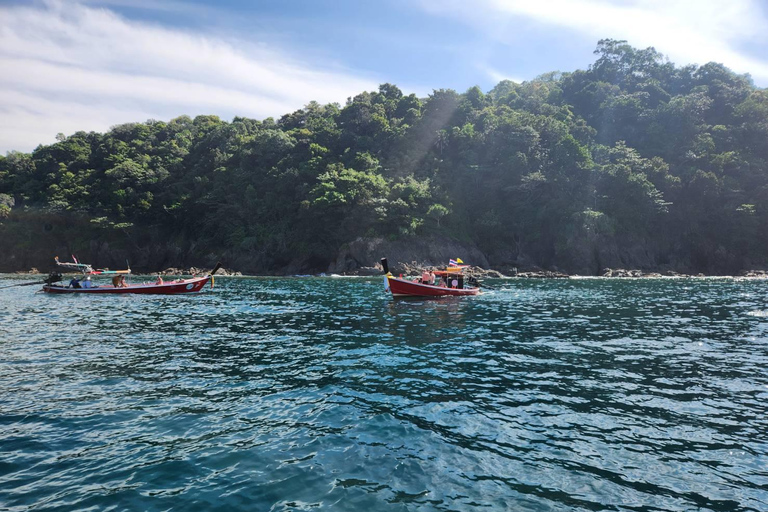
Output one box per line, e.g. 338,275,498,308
422,270,430,284
155,275,164,285
112,275,127,288
69,277,81,288
82,276,94,288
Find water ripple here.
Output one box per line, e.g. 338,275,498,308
1,276,767,510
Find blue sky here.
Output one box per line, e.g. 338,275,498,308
2,0,768,153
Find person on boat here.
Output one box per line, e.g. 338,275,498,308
422,270,430,284
429,270,436,285
112,275,127,288
68,276,82,288
82,276,93,289
155,275,164,285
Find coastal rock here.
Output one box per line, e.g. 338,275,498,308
14,268,40,274
212,267,242,276
600,268,699,278
467,268,506,278
602,268,644,278
356,266,384,276
741,270,768,278
329,236,489,275
516,270,570,278
159,267,185,276
160,266,241,276
661,270,691,277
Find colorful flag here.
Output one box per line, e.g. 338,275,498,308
449,259,469,267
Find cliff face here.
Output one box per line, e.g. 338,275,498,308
0,213,214,273
0,211,754,276
2,239,209,275
325,234,708,277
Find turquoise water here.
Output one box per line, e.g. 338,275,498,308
1,276,767,511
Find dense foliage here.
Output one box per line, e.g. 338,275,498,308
2,40,768,274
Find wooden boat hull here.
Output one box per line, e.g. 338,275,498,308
386,276,479,297
42,276,211,295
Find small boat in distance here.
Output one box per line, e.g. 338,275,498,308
54,256,131,275
42,264,221,295
381,258,480,298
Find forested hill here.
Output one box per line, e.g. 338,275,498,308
2,39,768,275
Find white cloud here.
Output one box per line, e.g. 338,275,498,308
0,90,156,154
418,0,768,84
0,1,380,153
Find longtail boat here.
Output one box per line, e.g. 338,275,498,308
381,258,480,298
42,264,221,295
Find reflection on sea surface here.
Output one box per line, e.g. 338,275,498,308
0,275,767,511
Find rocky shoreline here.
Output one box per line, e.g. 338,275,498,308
7,235,767,279
158,267,243,277
11,265,768,279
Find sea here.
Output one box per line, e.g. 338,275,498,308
1,275,767,511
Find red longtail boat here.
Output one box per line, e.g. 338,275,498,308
381,258,480,298
42,264,221,295
42,275,212,295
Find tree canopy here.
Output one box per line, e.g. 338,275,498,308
2,40,767,274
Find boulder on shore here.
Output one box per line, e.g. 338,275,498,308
160,267,242,276
602,268,644,278
601,268,696,277
741,270,768,278
14,268,41,274
516,270,569,278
